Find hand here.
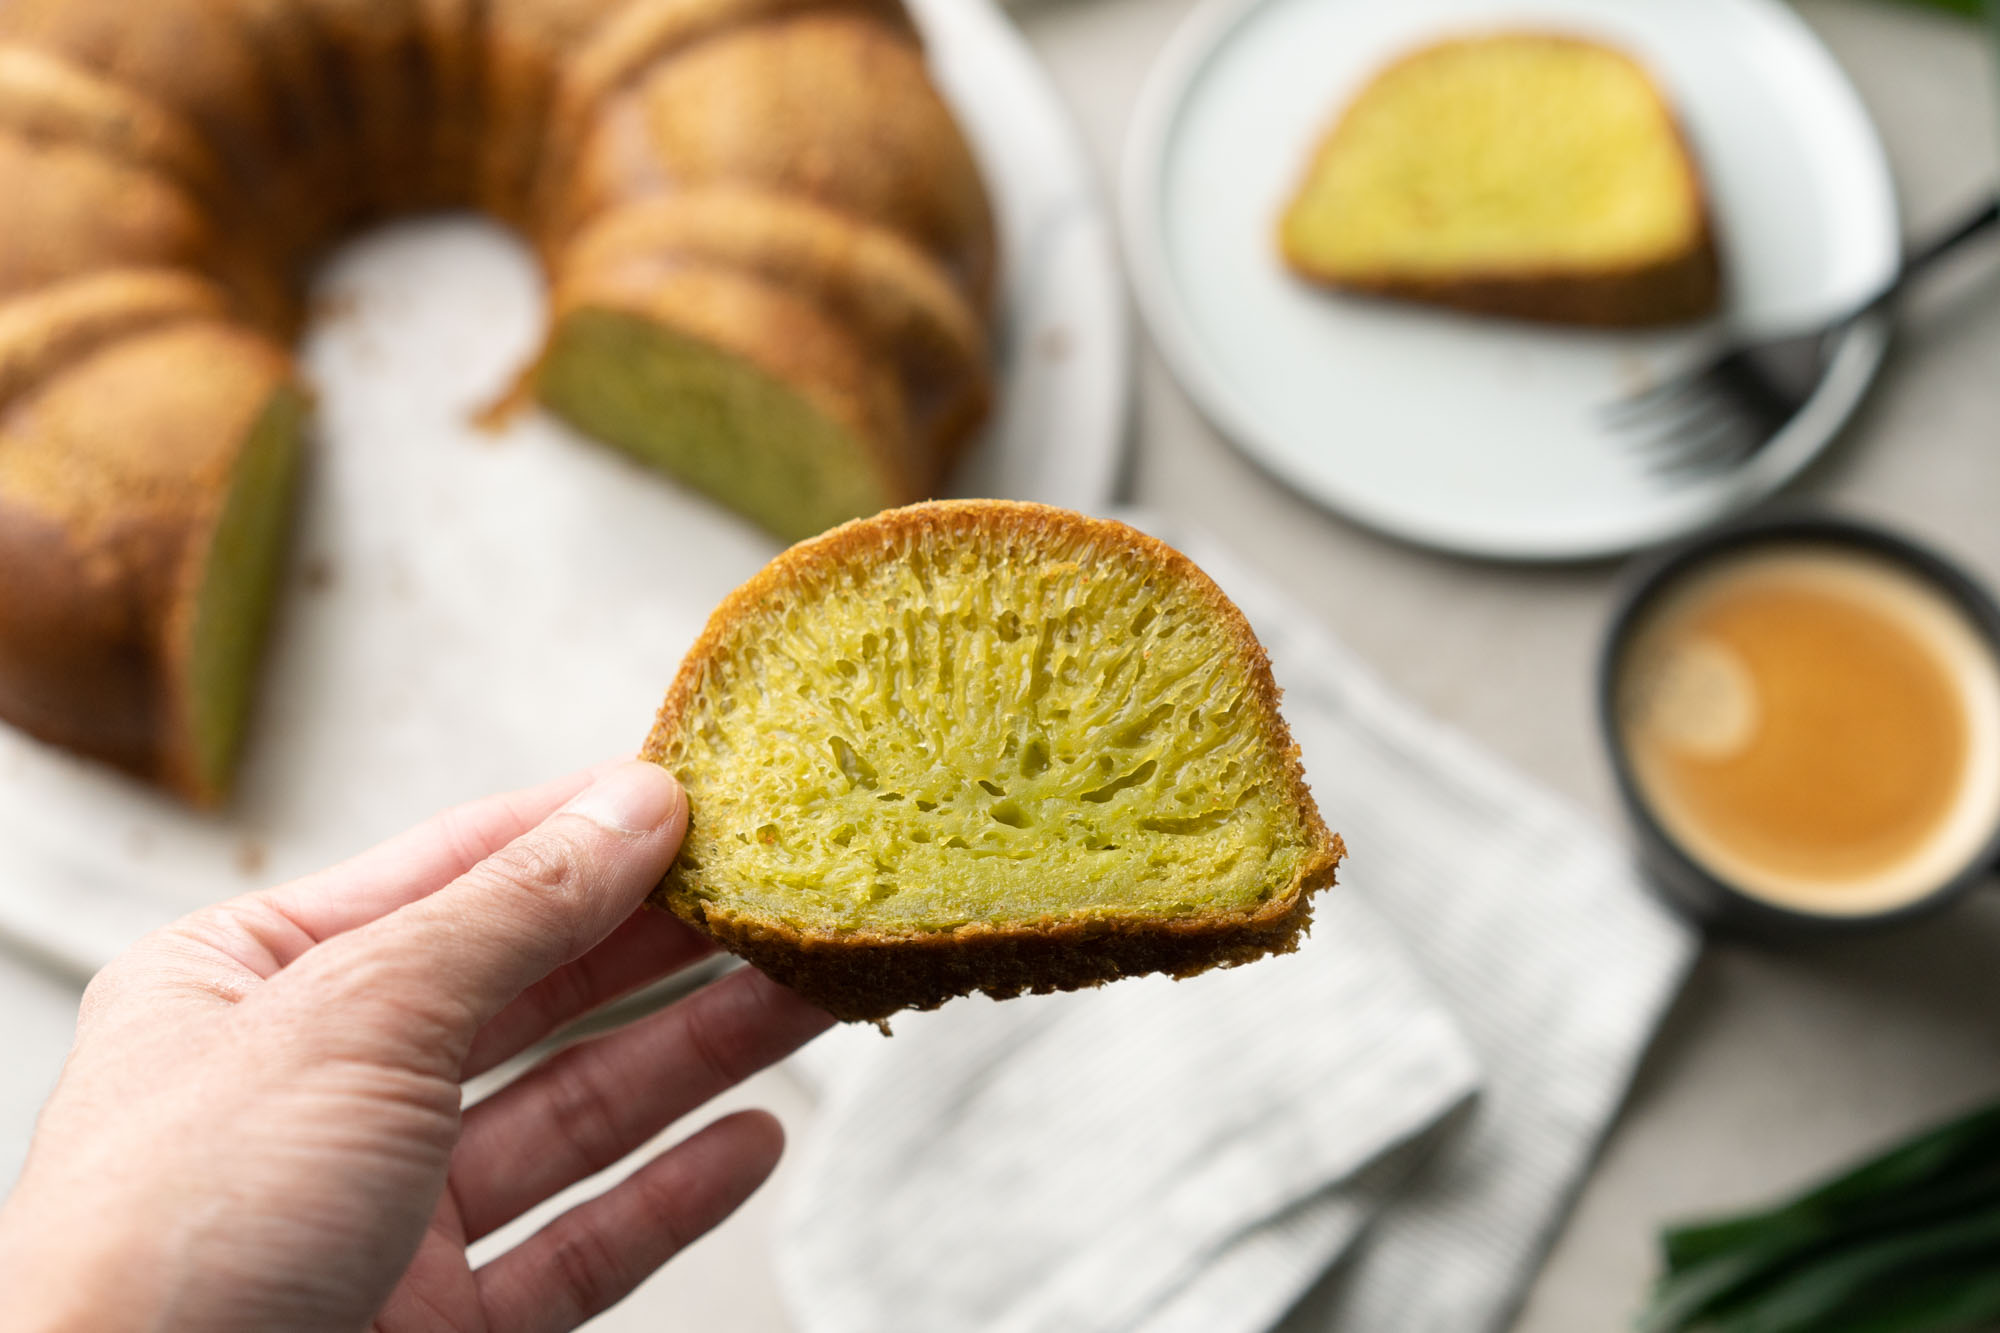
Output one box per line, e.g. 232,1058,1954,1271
0,760,834,1333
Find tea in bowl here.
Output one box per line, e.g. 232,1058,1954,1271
1599,514,2000,933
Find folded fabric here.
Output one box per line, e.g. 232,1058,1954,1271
779,519,1697,1333
783,888,1481,1333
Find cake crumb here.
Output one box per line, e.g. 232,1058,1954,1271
235,839,268,878
301,556,337,593
473,366,537,436
310,287,363,325
1036,326,1073,362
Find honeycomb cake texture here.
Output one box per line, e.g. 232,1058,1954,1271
644,501,1345,1022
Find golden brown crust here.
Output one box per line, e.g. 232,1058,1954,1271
0,49,295,331
416,0,482,206
1298,229,1721,327
641,501,1346,1023
0,0,328,268
476,0,636,221
561,188,990,480
0,4,320,307
216,0,357,252
0,321,294,802
557,11,996,308
0,135,216,303
0,0,287,164
536,0,918,233
296,0,434,221
562,0,916,114
698,890,1323,1024
0,269,231,413
0,44,227,197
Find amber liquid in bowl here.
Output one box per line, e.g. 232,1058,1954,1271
1617,546,2000,915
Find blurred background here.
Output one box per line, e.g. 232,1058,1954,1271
1041,2,2000,1327
0,0,1997,1329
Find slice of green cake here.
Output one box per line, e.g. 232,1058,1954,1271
641,500,1345,1023
1280,33,1720,326
177,382,307,803
539,260,922,544
0,312,302,805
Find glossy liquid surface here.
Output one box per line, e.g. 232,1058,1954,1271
1618,548,2000,913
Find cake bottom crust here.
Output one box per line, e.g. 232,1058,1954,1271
657,832,1343,1026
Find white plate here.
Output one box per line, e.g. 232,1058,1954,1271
0,0,1129,980
1123,0,1896,561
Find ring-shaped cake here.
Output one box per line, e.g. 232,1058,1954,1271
0,0,995,804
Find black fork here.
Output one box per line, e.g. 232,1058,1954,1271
1604,192,2000,478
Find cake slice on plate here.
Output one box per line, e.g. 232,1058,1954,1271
1280,33,1721,326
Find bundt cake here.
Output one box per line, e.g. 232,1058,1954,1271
641,501,1346,1023
0,0,995,804
1280,33,1720,326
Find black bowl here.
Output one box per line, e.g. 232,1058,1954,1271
1597,511,2000,936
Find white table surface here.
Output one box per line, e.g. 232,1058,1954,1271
4,3,1999,1330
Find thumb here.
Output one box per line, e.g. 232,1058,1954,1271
285,761,688,1056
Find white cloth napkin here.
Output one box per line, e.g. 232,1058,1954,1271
779,522,1697,1333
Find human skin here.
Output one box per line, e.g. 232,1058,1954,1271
0,759,834,1332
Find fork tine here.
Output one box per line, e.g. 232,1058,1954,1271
1652,437,1755,480
1624,392,1740,455
1646,413,1762,478
1626,382,1752,462
1599,366,1712,423
1699,413,1779,471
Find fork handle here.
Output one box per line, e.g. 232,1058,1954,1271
1867,193,2000,311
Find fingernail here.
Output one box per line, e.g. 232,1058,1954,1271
563,762,682,834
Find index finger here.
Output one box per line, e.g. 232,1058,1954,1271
253,759,630,945
280,762,689,1053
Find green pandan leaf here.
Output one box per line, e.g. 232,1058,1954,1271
1663,1104,2000,1273
1871,0,1988,18
1640,1192,2000,1328
1798,1262,2000,1333
1642,1102,2000,1332
1691,1206,2000,1332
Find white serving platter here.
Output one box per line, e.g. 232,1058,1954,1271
0,0,1129,980
1123,0,1897,561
